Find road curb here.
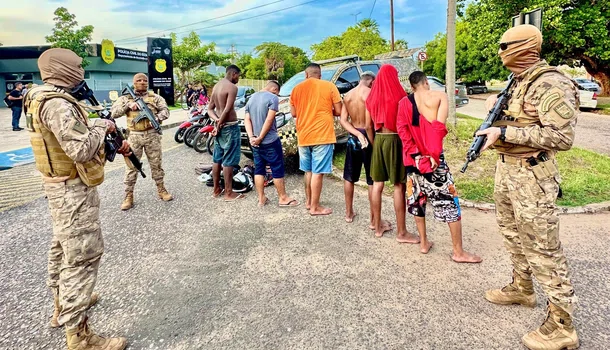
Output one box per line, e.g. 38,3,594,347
329,167,610,215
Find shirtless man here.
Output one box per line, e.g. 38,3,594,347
339,71,392,233
208,65,244,201
397,71,481,263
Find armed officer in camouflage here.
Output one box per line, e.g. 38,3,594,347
476,25,579,350
24,48,128,350
110,73,172,210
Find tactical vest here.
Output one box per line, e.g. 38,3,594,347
24,85,106,187
492,62,562,155
126,92,158,131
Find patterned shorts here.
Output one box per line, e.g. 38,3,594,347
406,155,461,223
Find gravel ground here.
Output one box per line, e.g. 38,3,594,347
1,137,609,350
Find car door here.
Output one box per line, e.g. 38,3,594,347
335,66,361,93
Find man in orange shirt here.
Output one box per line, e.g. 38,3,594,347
290,63,342,216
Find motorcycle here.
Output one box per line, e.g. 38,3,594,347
192,124,215,153
174,107,207,143
184,114,214,148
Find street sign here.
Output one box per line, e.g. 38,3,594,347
418,52,428,61
512,8,543,30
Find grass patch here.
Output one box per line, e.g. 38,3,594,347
169,104,183,111
333,114,610,206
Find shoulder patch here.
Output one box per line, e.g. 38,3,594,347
72,120,87,134
554,102,574,119
540,91,561,113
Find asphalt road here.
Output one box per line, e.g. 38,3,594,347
460,98,610,156
1,129,609,349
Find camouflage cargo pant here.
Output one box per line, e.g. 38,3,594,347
44,178,104,330
125,130,164,192
493,158,577,315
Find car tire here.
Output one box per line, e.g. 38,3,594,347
483,87,488,93
468,88,473,95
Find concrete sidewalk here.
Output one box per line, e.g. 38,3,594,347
0,107,190,154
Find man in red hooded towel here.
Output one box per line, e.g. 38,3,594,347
367,65,419,242
397,71,482,263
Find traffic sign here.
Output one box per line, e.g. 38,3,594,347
418,52,428,61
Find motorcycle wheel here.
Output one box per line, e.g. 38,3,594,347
184,125,201,148
174,128,186,143
206,135,216,156
193,131,210,153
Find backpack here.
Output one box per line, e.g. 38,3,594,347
3,94,13,108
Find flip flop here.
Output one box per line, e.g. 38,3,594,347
258,197,270,207
211,189,225,198
279,199,300,207
309,208,333,216
224,193,246,202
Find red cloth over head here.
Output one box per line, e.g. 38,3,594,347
365,64,406,132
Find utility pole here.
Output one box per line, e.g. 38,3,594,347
446,0,457,126
227,44,238,64
390,0,395,51
351,11,362,23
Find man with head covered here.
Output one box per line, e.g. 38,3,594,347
111,73,172,210
24,48,127,349
475,24,580,350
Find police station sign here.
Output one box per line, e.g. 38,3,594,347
115,48,147,61
147,37,175,105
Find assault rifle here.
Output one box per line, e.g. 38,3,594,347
460,75,516,173
70,81,146,178
121,84,162,134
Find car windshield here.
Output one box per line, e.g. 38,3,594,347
279,69,336,97
237,87,246,97
575,79,590,84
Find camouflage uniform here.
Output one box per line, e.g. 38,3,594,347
30,94,108,331
492,60,579,315
110,92,169,192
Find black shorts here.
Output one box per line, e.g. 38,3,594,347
343,128,373,185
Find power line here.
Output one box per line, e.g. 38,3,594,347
114,0,286,43
118,0,324,46
369,0,377,18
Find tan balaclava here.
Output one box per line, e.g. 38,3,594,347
498,24,543,75
133,73,148,93
38,48,85,89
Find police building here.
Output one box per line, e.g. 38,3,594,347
0,41,148,108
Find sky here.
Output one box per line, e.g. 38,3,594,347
0,0,449,57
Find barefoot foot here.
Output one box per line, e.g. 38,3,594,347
310,206,333,216
451,251,483,264
420,241,434,254
345,213,357,223
370,219,392,231
396,233,421,244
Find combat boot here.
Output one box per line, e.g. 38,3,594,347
157,183,173,201
485,271,536,307
120,192,133,211
66,318,126,350
51,293,99,328
522,302,579,350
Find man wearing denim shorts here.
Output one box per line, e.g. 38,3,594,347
208,65,244,201
244,81,298,208
290,63,342,216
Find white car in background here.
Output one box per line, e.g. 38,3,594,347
579,88,598,109
574,78,601,93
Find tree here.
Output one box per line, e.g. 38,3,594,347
250,42,310,83
464,0,610,95
170,32,229,91
311,19,406,60
45,7,94,67
235,53,254,78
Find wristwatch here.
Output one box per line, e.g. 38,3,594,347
499,127,507,141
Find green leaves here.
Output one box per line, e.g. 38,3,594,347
245,42,309,83
310,19,406,61
45,7,94,67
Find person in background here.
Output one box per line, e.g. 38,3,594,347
8,82,24,131
244,80,299,208
367,65,419,243
290,63,342,216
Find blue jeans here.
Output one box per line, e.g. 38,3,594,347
11,107,22,129
212,124,241,167
252,138,285,178
298,144,334,174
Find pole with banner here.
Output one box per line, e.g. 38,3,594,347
147,37,175,106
